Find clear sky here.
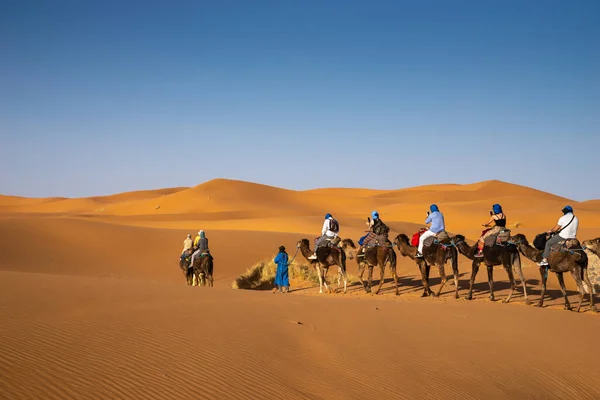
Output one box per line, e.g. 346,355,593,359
1,0,599,200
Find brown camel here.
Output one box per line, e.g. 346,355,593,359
393,233,460,298
297,238,348,294
454,232,529,304
179,256,194,286
583,238,600,257
191,252,214,287
340,238,399,295
512,234,595,312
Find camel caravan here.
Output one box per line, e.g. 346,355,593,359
295,205,597,313
177,204,599,313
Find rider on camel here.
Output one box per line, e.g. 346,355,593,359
180,233,193,260
190,230,209,267
357,211,389,256
416,204,445,258
538,205,579,267
308,214,339,260
475,204,507,257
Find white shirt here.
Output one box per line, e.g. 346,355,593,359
557,213,578,239
321,218,338,237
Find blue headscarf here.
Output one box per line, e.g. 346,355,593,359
429,204,439,213
199,230,205,239
492,204,503,214
371,211,379,220
562,205,573,214
325,213,332,219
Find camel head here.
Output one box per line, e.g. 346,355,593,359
297,238,310,249
582,238,600,254
511,233,529,246
340,238,357,260
452,234,466,244
393,234,411,248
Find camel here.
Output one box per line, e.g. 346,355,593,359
583,238,600,257
179,256,194,286
512,233,595,312
297,238,348,294
393,233,459,299
191,252,214,287
340,238,399,295
454,232,529,304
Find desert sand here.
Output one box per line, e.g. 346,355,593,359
1,179,599,399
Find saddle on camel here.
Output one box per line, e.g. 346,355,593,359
357,211,391,256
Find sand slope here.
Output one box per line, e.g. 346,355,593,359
1,178,600,399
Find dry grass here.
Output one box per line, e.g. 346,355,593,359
231,255,356,290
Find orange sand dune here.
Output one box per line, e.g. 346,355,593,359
89,186,188,203
1,178,600,399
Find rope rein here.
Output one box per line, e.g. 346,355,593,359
287,246,300,265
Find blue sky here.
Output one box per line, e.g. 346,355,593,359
1,0,599,200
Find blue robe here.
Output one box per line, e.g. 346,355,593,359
274,252,289,287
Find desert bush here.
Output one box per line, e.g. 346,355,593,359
231,255,355,290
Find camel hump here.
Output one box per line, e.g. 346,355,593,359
483,229,512,248
435,230,450,244
496,229,511,242
549,238,581,253
565,239,581,249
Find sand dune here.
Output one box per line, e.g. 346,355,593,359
1,178,599,399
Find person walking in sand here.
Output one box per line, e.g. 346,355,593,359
273,246,290,293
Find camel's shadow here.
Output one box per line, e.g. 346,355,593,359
347,273,600,305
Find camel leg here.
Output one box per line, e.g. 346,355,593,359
375,264,386,295
391,265,399,296
487,265,495,301
367,266,374,294
512,254,530,305
556,272,571,311
502,264,516,304
315,265,324,294
338,266,348,295
536,267,548,308
418,261,432,297
466,260,480,300
357,263,369,293
322,266,331,293
571,267,585,313
582,267,597,312
452,249,460,299
435,263,448,297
